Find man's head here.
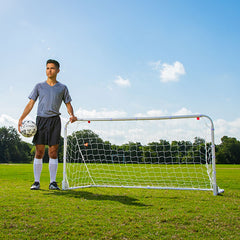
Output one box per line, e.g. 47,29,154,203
46,59,60,69
46,59,60,79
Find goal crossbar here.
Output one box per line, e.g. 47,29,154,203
62,114,224,195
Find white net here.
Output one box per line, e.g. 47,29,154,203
62,115,220,194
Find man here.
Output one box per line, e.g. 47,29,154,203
18,59,77,190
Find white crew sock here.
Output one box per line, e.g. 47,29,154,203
33,158,43,182
49,158,58,183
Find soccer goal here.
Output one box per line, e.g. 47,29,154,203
62,114,224,195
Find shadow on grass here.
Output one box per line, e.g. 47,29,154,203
44,190,151,207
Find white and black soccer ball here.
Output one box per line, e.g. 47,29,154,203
20,120,37,138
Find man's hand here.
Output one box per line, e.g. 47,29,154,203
66,102,77,123
18,119,23,133
70,115,77,123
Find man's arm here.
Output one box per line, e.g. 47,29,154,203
65,102,77,123
18,99,35,132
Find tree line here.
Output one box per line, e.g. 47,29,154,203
0,127,239,164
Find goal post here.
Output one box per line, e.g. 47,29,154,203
62,114,224,195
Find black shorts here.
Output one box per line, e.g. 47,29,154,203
33,116,61,146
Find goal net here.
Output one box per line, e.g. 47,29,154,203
62,114,223,195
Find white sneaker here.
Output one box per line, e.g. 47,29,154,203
49,181,60,190
30,182,40,190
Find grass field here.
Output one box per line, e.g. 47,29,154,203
0,164,239,239
65,163,214,191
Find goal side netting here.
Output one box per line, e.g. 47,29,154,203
62,114,223,195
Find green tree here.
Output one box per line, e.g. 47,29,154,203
58,136,64,162
170,140,192,163
0,127,32,163
192,137,206,164
67,129,104,163
216,136,240,164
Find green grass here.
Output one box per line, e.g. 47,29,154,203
0,164,239,239
66,163,213,190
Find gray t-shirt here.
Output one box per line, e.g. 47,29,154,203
29,81,72,117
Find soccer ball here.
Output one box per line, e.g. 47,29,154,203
20,120,37,137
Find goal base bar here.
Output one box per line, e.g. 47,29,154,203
62,183,224,194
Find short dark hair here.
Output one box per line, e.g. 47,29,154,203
46,59,60,69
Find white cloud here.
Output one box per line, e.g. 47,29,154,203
160,61,185,82
75,108,127,118
135,108,194,118
114,76,131,87
174,107,193,115
135,109,168,117
215,118,240,141
151,60,186,83
0,114,18,128
1,109,240,145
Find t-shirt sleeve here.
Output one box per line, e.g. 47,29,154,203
28,84,39,101
63,86,72,103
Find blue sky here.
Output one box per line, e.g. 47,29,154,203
0,0,240,142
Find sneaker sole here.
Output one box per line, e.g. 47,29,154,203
49,187,60,190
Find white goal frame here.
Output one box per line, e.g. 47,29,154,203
62,114,224,195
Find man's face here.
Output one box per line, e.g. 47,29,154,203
46,63,60,78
